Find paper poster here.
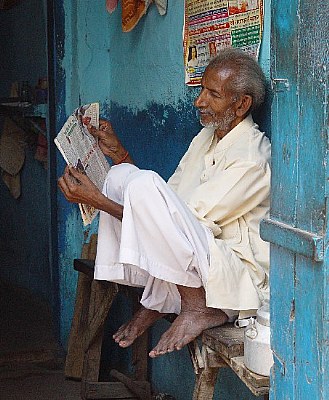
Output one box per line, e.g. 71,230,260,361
184,0,264,86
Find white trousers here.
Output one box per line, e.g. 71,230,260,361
94,164,235,317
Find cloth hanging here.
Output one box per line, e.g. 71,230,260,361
153,0,167,15
106,0,168,32
122,0,148,32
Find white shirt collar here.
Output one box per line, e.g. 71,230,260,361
216,114,256,151
201,115,256,153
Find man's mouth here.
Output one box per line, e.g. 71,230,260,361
199,110,214,117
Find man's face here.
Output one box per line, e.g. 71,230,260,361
194,67,241,136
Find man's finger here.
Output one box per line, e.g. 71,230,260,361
99,119,111,130
87,123,99,136
88,125,110,143
58,176,71,199
67,165,80,177
60,168,79,190
58,174,83,203
67,166,92,187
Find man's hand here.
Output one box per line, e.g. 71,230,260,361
58,165,124,220
58,166,104,208
88,119,133,165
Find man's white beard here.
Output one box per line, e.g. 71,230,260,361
200,108,236,132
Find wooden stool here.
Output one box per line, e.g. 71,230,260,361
64,235,151,400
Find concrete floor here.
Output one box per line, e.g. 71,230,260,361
0,279,82,400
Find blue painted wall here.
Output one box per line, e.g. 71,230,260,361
0,0,51,302
55,1,271,398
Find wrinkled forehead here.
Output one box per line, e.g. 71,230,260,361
204,65,234,81
201,66,235,92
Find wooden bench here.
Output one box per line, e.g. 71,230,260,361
65,235,270,399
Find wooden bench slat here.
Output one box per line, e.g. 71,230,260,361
198,324,270,398
74,259,95,279
202,324,244,359
230,356,270,396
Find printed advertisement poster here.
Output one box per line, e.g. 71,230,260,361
184,0,263,86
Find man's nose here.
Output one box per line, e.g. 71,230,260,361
194,91,206,108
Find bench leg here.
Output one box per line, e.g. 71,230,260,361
193,366,220,400
65,272,92,380
81,280,118,399
81,328,104,399
189,341,225,400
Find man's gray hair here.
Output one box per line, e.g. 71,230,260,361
207,48,266,113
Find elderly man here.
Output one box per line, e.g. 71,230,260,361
58,48,271,358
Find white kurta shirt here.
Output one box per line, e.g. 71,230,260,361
167,115,271,310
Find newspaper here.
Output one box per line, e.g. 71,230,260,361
54,103,110,225
184,0,264,86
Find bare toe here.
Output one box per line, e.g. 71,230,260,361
149,309,227,357
113,323,128,341
113,306,166,348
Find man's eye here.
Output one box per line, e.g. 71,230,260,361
211,92,221,98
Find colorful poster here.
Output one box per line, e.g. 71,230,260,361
184,0,263,86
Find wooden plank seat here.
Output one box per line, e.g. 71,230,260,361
190,324,270,399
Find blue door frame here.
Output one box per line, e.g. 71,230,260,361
261,0,329,398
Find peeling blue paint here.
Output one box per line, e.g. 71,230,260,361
102,98,201,179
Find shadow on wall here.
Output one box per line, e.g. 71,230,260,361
253,82,273,139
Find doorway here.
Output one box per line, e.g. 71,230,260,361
0,0,59,362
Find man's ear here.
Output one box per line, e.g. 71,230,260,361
235,95,252,117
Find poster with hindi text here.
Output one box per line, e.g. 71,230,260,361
184,0,263,86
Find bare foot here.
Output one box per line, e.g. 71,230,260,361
149,308,228,358
149,285,228,358
113,306,166,348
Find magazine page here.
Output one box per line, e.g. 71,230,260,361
54,103,110,225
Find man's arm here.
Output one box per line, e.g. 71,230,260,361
88,119,134,165
58,166,123,220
